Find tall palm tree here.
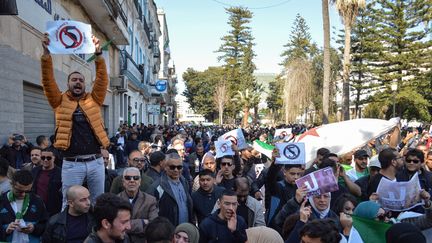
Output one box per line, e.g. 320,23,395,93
333,0,366,120
322,0,331,124
232,89,260,127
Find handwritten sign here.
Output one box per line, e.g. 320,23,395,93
46,20,95,54
377,173,423,211
295,167,339,197
275,143,306,165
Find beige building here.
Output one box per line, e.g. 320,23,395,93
0,0,174,144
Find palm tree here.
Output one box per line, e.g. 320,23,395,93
322,0,331,124
232,88,260,127
333,0,366,120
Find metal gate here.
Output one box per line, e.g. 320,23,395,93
23,82,55,143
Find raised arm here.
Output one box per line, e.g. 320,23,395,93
40,33,62,109
90,36,108,106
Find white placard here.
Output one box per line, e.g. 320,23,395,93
377,172,423,211
46,20,95,54
215,140,235,158
218,128,248,150
275,142,306,165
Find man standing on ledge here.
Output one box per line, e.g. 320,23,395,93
41,33,110,206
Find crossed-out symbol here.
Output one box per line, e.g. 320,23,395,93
280,131,287,139
283,144,300,160
225,135,238,145
220,143,228,153
59,25,83,49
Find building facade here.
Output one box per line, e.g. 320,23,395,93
0,0,175,145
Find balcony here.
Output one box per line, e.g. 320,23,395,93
78,0,128,45
120,50,151,98
133,0,143,22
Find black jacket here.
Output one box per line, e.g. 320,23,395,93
0,192,48,242
32,166,62,216
199,210,248,243
192,186,225,224
0,144,31,169
265,163,296,227
148,174,194,226
42,207,95,243
84,230,130,243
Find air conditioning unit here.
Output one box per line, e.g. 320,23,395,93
110,76,127,93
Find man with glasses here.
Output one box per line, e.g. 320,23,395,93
118,167,158,242
31,147,62,216
199,190,247,243
149,152,194,226
110,150,154,194
22,147,42,172
216,155,237,191
0,170,48,242
397,149,432,209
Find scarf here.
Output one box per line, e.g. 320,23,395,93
308,193,331,219
7,191,30,219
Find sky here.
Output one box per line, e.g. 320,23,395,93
154,0,344,93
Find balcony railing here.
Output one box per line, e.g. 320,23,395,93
103,0,127,25
133,0,143,22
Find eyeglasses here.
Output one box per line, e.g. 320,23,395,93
124,175,141,181
14,188,32,194
406,159,421,164
40,156,52,161
221,162,232,167
169,165,183,171
132,158,146,163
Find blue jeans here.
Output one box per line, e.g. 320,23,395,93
61,157,105,208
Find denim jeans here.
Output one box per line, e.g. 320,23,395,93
61,157,105,208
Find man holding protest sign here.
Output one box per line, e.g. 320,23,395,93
41,30,109,206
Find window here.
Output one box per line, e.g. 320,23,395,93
128,27,134,55
139,48,142,64
135,39,139,62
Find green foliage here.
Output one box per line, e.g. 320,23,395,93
216,6,258,119
182,67,225,120
311,47,342,121
280,14,318,66
346,0,432,121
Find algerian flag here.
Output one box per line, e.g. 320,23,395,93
352,215,392,243
253,140,274,159
86,39,113,63
295,118,400,167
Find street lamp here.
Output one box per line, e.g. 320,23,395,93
391,82,397,117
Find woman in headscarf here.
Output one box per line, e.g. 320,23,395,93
284,192,343,243
246,226,284,243
174,223,199,243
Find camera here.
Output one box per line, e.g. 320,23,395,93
13,135,24,141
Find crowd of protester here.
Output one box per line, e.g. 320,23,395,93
0,122,431,242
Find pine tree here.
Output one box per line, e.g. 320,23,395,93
367,0,432,119
280,14,317,66
216,7,256,120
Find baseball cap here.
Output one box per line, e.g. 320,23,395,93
369,155,381,168
354,149,369,159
